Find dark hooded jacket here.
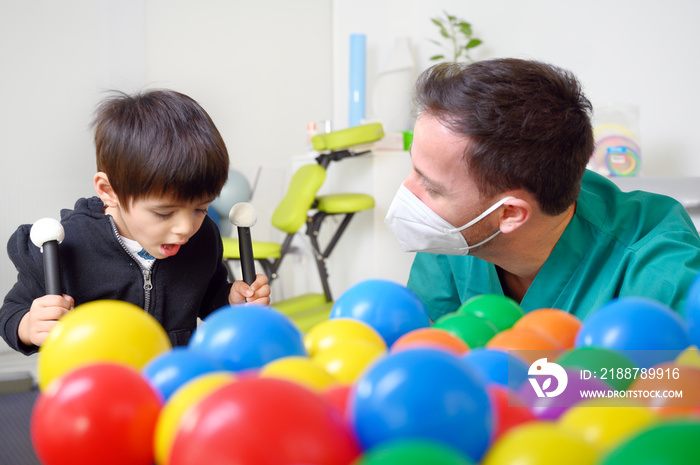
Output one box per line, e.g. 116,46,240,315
1,196,232,354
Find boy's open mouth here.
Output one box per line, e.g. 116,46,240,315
160,243,182,257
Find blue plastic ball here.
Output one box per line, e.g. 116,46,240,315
142,347,224,401
684,273,700,347
460,348,529,390
349,348,492,462
575,297,690,367
188,304,306,371
210,169,251,218
330,279,430,346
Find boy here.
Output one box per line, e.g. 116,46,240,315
1,89,270,354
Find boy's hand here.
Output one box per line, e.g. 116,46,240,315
229,273,271,305
18,294,74,347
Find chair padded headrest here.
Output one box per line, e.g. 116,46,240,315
271,164,326,234
311,122,384,151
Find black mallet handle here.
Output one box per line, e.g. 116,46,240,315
237,226,256,285
42,240,61,295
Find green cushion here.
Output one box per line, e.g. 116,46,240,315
221,236,282,260
271,164,326,234
311,123,385,151
316,193,375,214
273,293,333,333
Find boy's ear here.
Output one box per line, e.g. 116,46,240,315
93,172,119,207
499,197,531,234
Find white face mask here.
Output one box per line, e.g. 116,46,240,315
384,184,514,255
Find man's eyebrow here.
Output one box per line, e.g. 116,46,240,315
413,166,446,193
409,152,446,194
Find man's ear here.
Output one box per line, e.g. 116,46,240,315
93,172,119,207
499,197,531,234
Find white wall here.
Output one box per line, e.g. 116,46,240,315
0,1,145,335
0,0,332,350
332,0,700,177
2,0,700,340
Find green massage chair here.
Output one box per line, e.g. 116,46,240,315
221,122,384,331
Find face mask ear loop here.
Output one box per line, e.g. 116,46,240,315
448,196,516,234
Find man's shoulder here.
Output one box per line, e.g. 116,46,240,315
577,170,698,247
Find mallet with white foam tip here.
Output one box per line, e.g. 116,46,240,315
29,218,65,296
229,202,257,286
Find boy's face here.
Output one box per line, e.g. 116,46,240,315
108,195,214,259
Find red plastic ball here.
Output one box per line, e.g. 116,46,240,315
170,377,361,465
31,363,161,465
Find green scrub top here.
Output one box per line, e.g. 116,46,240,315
407,170,700,322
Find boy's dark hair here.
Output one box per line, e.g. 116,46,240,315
414,58,594,216
92,89,229,208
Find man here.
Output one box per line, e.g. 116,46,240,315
385,58,700,321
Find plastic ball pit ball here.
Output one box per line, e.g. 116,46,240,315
330,279,430,346
684,273,700,347
557,398,657,453
355,439,475,465
188,304,306,371
457,294,524,332
487,385,537,440
481,421,597,465
142,347,224,401
304,317,387,357
259,355,336,392
575,297,690,368
169,377,361,465
32,363,162,465
154,372,236,465
391,327,470,356
556,347,637,391
312,339,386,384
349,348,492,462
433,312,498,348
598,420,700,465
37,299,171,391
486,327,562,364
513,308,582,349
461,348,529,389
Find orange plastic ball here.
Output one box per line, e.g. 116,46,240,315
391,327,470,356
486,327,562,364
514,308,582,349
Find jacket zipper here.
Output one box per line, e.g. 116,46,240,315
108,216,153,312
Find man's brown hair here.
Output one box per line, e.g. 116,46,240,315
414,59,594,215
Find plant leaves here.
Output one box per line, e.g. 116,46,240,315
465,38,483,49
429,54,445,61
458,22,473,37
431,18,449,39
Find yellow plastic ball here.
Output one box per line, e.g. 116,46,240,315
482,422,598,465
312,339,386,384
37,300,171,391
675,345,700,369
154,371,236,465
558,398,658,452
304,318,386,357
259,356,336,392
